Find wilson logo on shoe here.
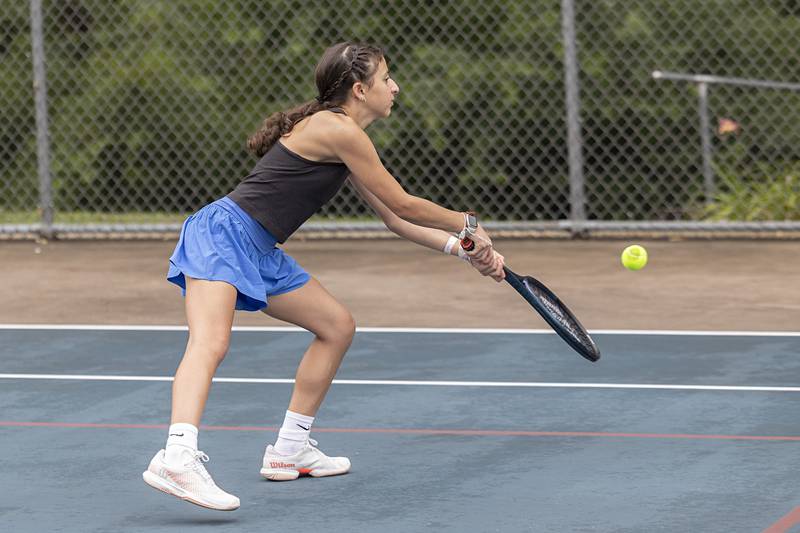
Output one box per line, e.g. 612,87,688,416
269,461,296,468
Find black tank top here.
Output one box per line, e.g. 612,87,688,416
227,108,350,243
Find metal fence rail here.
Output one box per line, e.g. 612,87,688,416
652,70,800,208
2,0,799,239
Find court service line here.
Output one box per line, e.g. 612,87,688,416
2,421,800,442
2,373,800,392
0,324,798,336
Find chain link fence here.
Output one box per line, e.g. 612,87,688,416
2,0,799,239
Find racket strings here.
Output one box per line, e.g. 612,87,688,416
528,284,593,346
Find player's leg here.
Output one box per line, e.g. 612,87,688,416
259,277,354,480
142,276,240,510
264,277,355,415
171,277,238,426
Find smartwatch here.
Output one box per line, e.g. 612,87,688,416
458,211,478,239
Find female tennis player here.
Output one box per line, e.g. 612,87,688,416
142,41,504,511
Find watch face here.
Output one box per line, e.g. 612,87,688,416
467,213,478,228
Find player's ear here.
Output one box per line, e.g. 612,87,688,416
351,81,366,102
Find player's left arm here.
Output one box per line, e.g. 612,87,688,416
349,176,504,278
348,176,455,253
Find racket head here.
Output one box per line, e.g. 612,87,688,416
505,268,600,362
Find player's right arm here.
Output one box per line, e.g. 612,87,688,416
348,176,505,281
331,121,494,262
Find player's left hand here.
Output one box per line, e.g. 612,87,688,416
465,225,494,264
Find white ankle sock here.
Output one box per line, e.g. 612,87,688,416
164,423,198,465
273,410,314,456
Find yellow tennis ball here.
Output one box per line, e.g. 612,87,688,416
621,245,648,271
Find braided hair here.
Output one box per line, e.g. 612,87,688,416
247,42,385,157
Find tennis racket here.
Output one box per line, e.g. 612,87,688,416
462,237,600,362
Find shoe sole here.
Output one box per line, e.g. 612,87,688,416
259,466,350,481
142,471,239,511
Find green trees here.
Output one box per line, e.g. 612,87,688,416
1,3,37,213
1,1,798,221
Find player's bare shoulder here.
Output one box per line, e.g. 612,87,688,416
316,109,363,143
294,109,378,168
323,115,375,162
284,109,363,162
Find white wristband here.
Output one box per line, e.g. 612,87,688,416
443,235,458,255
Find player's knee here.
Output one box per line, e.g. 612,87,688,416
209,340,230,364
188,333,230,365
341,311,356,343
326,308,355,347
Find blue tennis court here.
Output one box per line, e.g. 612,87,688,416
2,326,800,532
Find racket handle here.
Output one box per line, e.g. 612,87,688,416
460,237,475,252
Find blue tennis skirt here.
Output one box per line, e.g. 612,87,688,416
167,196,311,311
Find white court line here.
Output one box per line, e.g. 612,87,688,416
0,324,798,336
1,373,800,392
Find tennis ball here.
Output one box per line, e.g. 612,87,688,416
621,244,648,271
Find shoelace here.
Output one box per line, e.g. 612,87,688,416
188,451,214,485
301,438,345,467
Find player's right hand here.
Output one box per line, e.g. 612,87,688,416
471,250,505,282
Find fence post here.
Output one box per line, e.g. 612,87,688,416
29,0,54,238
561,0,587,233
696,82,714,204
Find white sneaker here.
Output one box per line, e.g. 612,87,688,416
260,438,351,481
142,449,240,511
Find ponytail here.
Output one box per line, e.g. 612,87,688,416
247,41,385,157
247,100,328,157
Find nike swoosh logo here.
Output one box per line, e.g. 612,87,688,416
296,424,310,431
169,433,185,437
